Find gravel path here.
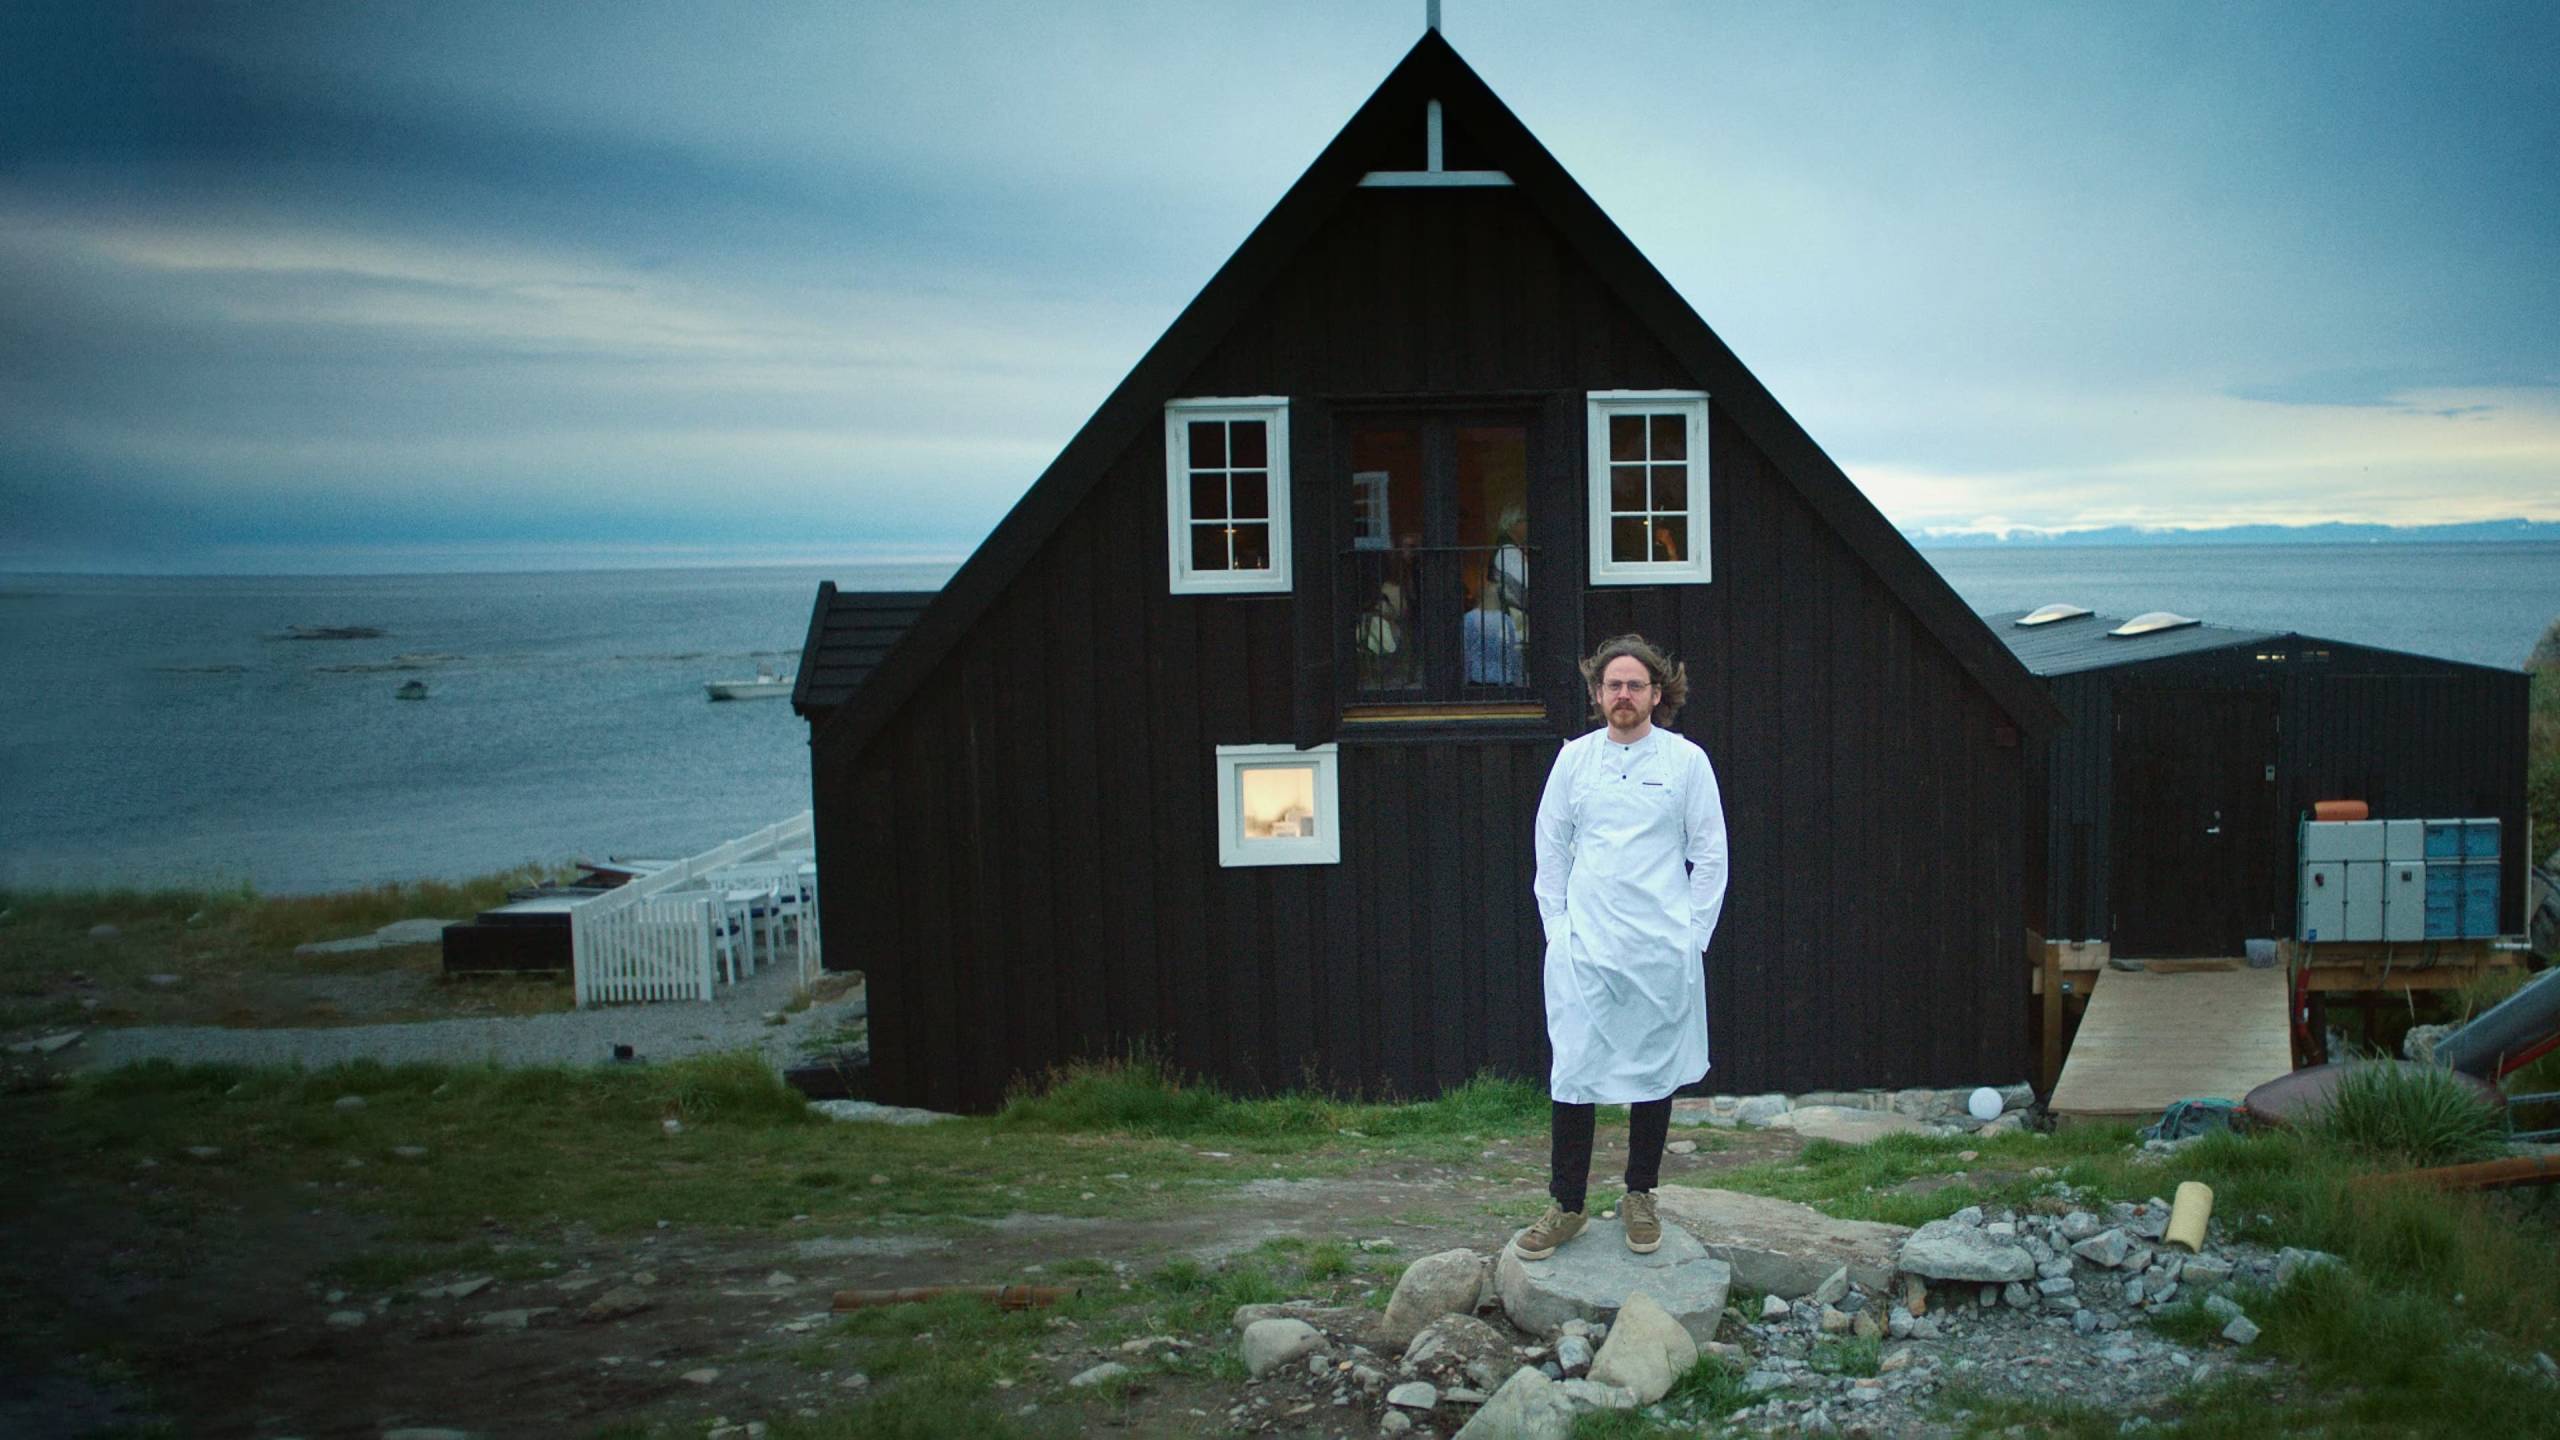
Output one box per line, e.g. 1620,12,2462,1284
66,964,861,1073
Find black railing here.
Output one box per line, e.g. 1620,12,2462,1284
1346,543,1534,704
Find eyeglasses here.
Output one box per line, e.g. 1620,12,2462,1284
1598,679,1656,696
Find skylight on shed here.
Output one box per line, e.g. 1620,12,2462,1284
2109,611,2201,637
2014,603,2093,626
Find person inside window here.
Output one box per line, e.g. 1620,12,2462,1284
1358,544,1417,689
1462,578,1524,688
1490,507,1529,620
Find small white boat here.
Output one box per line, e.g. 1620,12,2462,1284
705,664,793,701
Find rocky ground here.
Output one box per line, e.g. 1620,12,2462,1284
14,996,2551,1440
1151,1160,2326,1440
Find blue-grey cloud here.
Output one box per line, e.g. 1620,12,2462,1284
4,0,2557,566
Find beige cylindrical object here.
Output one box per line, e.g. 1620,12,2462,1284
2164,1180,2213,1253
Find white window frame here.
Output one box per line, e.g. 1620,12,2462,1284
1586,390,1711,586
1214,743,1341,868
1165,397,1292,595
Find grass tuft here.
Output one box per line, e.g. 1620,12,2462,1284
995,1050,1544,1149
2315,1063,2508,1168
650,1050,813,1125
1807,1333,1880,1378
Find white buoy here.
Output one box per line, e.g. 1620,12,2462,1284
1967,1086,2003,1122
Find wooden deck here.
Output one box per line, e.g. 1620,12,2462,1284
2048,964,2296,1126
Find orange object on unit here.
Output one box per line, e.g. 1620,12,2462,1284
2312,800,2369,821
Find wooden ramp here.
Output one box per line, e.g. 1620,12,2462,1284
2049,964,2295,1126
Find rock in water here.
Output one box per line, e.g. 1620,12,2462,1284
1587,1291,1698,1405
1495,1217,1731,1344
1382,1249,1490,1348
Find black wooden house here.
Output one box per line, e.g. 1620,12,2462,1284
798,33,2062,1112
1994,607,2529,958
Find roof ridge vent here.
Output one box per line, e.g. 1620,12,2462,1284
2110,611,2201,637
2014,603,2093,627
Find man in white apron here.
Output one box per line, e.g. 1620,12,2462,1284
1515,635,1728,1260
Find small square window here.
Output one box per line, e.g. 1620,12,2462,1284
1167,398,1292,594
1215,744,1341,867
1587,391,1710,585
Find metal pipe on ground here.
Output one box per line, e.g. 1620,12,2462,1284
831,1284,1083,1313
2432,967,2560,1079
2348,1154,2560,1193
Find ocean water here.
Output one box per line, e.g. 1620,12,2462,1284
1918,542,2560,672
2,544,2552,894
0,565,947,895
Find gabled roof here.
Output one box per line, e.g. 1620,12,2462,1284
1986,609,2278,677
791,584,933,717
816,31,2062,756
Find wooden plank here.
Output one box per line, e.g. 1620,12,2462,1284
1002,587,1060,1086
2049,965,2294,1125
2039,935,2062,1094
1426,742,1465,1090
1048,510,1109,1076
1097,471,1161,1052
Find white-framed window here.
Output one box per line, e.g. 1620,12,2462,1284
1214,743,1340,867
1586,391,1710,585
1166,397,1292,594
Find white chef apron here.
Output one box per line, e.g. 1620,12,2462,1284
1544,736,1710,1104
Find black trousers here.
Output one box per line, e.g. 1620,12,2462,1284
1548,1096,1673,1213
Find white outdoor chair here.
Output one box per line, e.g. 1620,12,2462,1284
711,855,798,968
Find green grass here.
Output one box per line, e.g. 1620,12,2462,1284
782,1288,1099,1440
1705,1117,2560,1413
0,868,573,1030
1708,1128,2069,1225
995,1050,1548,1158
1808,1333,1880,1378
2314,1062,2510,1167
1567,1355,1758,1438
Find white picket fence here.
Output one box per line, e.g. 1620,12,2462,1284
570,812,820,1007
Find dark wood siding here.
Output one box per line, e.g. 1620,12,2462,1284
818,185,2034,1109
2037,641,2530,945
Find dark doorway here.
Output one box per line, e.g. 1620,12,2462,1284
2110,687,2281,956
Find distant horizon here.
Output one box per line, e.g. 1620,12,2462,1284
6,5,2555,570
4,517,2556,580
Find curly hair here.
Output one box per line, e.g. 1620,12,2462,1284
1579,634,1688,727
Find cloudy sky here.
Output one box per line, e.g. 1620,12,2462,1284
4,0,2555,572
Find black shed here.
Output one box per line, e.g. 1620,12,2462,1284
801,33,2062,1113
1995,607,2530,958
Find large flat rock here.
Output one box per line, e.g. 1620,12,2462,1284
1495,1218,1731,1345
1650,1187,1911,1300
1898,1217,2036,1283
1765,1105,1938,1145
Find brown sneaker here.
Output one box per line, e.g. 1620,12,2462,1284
1622,1190,1661,1254
1514,1204,1586,1261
